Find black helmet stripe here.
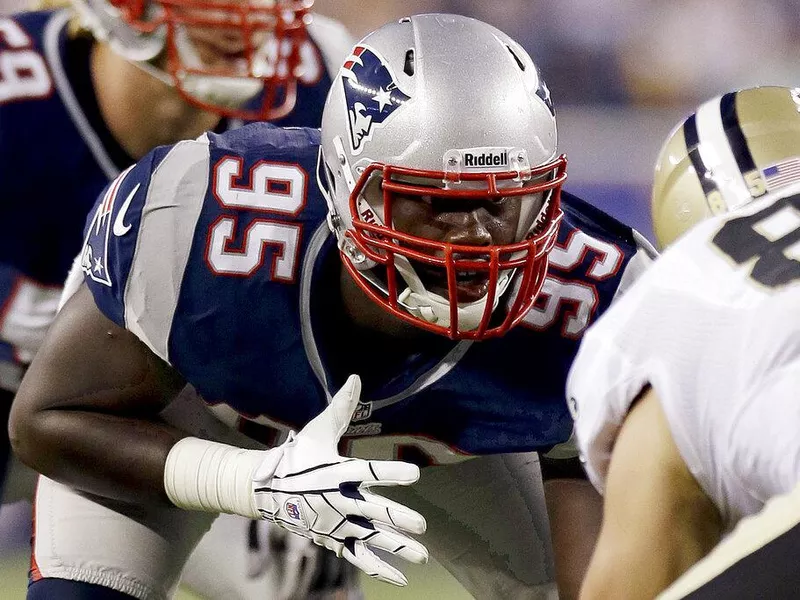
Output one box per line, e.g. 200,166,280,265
684,113,720,198
720,91,757,176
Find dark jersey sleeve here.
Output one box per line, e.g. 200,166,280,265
80,138,209,360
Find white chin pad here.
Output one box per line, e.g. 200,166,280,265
174,27,266,108
393,255,512,331
180,73,264,108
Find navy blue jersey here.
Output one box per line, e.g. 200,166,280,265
0,9,348,391
82,122,652,460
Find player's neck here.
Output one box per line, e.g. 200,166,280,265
91,42,223,160
339,263,432,342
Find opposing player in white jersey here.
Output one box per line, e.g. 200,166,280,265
567,85,800,599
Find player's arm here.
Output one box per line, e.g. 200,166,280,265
11,134,429,585
579,386,723,600
8,282,187,505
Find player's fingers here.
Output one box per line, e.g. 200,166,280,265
353,491,427,535
364,459,421,486
334,458,420,487
363,525,429,565
341,539,408,587
302,375,362,445
328,374,362,435
332,515,381,542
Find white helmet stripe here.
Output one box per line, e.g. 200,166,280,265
695,95,752,211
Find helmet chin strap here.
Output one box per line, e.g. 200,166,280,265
392,255,513,331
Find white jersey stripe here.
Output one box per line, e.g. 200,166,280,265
695,98,752,211
43,10,119,181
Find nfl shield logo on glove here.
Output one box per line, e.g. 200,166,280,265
284,497,309,529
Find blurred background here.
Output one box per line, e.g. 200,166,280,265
0,0,794,237
1,0,799,597
315,0,800,239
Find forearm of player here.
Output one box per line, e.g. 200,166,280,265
579,389,722,599
9,284,188,505
15,409,186,504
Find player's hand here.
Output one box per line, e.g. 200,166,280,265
251,375,429,587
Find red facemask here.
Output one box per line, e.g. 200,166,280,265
110,0,313,120
340,155,568,340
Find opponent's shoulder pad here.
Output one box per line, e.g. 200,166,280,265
566,315,649,494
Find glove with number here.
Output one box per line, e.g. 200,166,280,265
252,374,429,587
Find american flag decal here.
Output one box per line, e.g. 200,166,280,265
763,158,800,191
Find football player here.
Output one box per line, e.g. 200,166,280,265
0,0,354,597
0,0,349,486
567,86,800,599
9,13,654,600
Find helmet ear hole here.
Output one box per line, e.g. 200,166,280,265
403,49,415,76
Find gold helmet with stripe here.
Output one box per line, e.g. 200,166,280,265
651,86,800,249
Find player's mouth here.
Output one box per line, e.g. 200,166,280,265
201,47,250,72
415,263,490,303
188,35,254,73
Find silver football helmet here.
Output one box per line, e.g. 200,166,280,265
71,0,313,119
319,14,566,340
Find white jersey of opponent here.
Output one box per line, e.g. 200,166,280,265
567,187,800,530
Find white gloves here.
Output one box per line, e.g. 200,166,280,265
252,375,429,586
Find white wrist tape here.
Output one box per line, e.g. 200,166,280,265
164,437,277,519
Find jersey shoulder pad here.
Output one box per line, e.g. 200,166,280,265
560,190,642,249
207,121,321,160
0,10,83,163
0,10,64,117
5,10,57,52
81,138,209,337
0,10,68,102
565,301,649,492
205,122,324,222
84,124,326,361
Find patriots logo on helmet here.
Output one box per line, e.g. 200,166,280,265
533,65,554,116
341,45,411,154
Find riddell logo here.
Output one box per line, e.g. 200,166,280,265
463,150,508,168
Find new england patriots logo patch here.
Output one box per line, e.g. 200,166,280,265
81,167,135,287
341,45,411,154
